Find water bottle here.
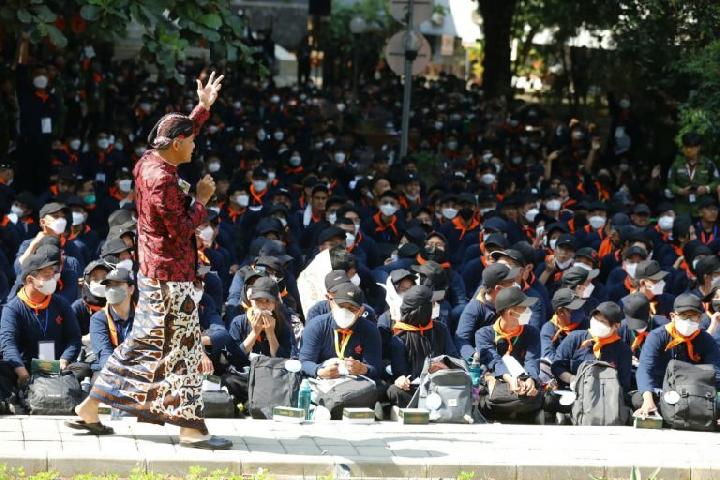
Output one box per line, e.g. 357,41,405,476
81,377,92,394
469,353,482,387
298,379,312,421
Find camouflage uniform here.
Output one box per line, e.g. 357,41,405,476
667,155,720,216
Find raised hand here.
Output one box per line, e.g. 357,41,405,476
196,71,224,110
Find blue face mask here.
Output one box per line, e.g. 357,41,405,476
84,194,96,205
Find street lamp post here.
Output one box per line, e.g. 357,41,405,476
399,0,418,158
349,16,368,98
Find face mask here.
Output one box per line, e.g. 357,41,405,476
118,179,133,193
134,146,146,157
434,121,444,131
33,75,48,89
289,155,302,166
350,273,361,286
11,205,24,217
116,259,133,271
524,208,539,223
325,137,336,146
105,286,128,305
271,95,280,104
332,305,357,329
234,144,244,153
354,223,360,235
274,131,284,141
658,215,674,231
33,276,58,296
267,171,276,181
712,299,720,313
482,152,494,162
380,204,398,217
649,280,665,296
346,233,356,248
588,215,606,230
549,238,558,250
589,317,613,338
442,208,458,220
88,281,106,298
624,262,638,278
447,141,458,150
97,138,110,150
432,302,440,319
511,156,523,165
545,199,562,211
47,217,67,235
580,283,595,299
619,99,631,109
481,173,496,185
712,276,720,289
556,257,573,270
334,152,346,164
69,139,81,151
208,162,221,173
674,317,699,337
257,130,266,141
235,194,249,207
327,212,337,225
517,308,531,326
84,194,96,205
253,180,268,192
198,225,214,243
72,211,86,226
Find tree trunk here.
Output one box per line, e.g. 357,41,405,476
479,0,517,99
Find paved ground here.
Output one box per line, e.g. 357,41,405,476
1,416,720,479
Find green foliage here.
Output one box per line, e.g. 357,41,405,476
324,0,392,58
589,466,661,480
456,471,475,480
0,0,254,81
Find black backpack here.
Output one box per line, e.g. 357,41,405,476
659,359,717,431
25,373,82,415
201,390,236,418
247,356,302,419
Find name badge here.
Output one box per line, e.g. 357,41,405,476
41,118,52,134
38,341,55,361
178,179,191,195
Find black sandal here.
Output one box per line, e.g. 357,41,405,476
64,419,115,435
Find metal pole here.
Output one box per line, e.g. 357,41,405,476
399,0,414,158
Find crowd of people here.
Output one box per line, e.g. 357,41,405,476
1,38,720,426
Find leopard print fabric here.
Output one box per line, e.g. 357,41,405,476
90,273,208,434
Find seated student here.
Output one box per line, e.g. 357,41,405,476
225,277,295,402
89,268,135,373
308,270,377,324
552,302,634,394
386,285,459,407
606,245,648,302
491,248,547,329
455,263,521,359
411,260,454,328
475,287,542,418
72,260,111,337
536,233,576,298
299,282,382,380
540,288,587,363
560,265,602,315
623,260,674,321
634,294,720,417
0,251,83,387
619,293,669,367
377,269,418,362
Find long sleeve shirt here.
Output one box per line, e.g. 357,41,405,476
389,322,458,379
89,305,134,371
227,311,295,368
454,297,496,359
0,294,81,368
133,105,209,282
475,324,541,380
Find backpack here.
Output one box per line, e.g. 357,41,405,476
410,355,475,423
201,390,236,418
247,356,302,419
659,359,717,431
479,375,543,417
25,373,82,415
570,361,629,426
311,376,377,419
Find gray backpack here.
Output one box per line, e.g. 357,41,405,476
570,361,629,426
409,355,474,423
659,359,717,431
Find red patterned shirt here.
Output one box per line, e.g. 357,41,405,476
133,105,209,282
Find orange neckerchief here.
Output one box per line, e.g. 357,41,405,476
493,320,524,355
624,275,637,294
631,331,649,353
105,307,119,347
598,237,614,259
284,165,303,175
550,314,579,343
581,332,622,359
108,186,124,201
655,225,671,243
594,180,611,201
197,248,211,265
664,322,701,362
35,90,49,103
68,225,90,241
249,184,267,205
416,253,451,270
373,211,399,237
87,303,103,315
452,216,480,240
18,287,51,314
584,224,606,240
393,320,433,336
227,205,246,222
334,328,353,359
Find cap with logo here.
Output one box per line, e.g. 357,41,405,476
494,286,538,314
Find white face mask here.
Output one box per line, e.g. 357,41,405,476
327,212,337,225
675,317,700,337
332,305,357,329
481,173,496,185
658,215,674,231
573,262,593,271
11,205,24,217
442,208,458,220
432,302,440,319
334,152,346,164
589,317,613,338
257,130,266,141
511,156,523,165
116,259,133,271
517,308,532,326
289,155,302,166
556,257,573,270
549,238,558,251
117,179,133,193
235,144,244,153
350,273,361,286
712,276,720,289
649,280,665,296
33,276,58,296
588,215,606,230
624,262,638,278
88,281,106,298
105,286,128,305
525,208,539,223
273,131,284,141
354,223,360,235
97,138,110,150
33,75,48,89
346,233,356,248
47,217,67,235
198,225,214,243
380,204,398,217
268,171,276,181
69,139,82,151
580,283,595,299
253,180,267,192
545,199,562,212
208,162,221,173
72,211,86,226
235,194,250,207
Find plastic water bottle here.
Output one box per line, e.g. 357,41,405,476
298,379,312,421
81,377,92,394
469,353,482,387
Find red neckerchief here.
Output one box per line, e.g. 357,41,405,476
49,184,59,197
373,211,399,237
226,205,246,222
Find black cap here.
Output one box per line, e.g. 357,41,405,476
622,293,650,330
561,266,599,287
592,301,624,325
696,255,720,283
481,263,521,289
575,247,598,263
255,255,284,273
412,261,449,294
331,282,362,308
35,244,61,264
490,249,526,266
83,259,111,277
483,233,508,249
325,270,350,291
247,276,279,301
698,196,718,210
633,204,651,215
101,268,135,285
39,202,67,219
555,234,576,250
552,288,586,311
389,269,416,285
252,166,269,179
623,245,648,260
108,221,136,240
682,132,702,147
400,285,432,314
258,239,293,264
21,251,59,280
311,183,329,196
673,293,703,314
256,217,284,235
495,286,538,314
318,226,347,245
101,237,132,257
483,218,508,234
635,260,668,281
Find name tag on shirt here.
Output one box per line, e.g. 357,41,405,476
41,118,52,134
38,341,55,361
95,173,106,183
178,179,191,195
